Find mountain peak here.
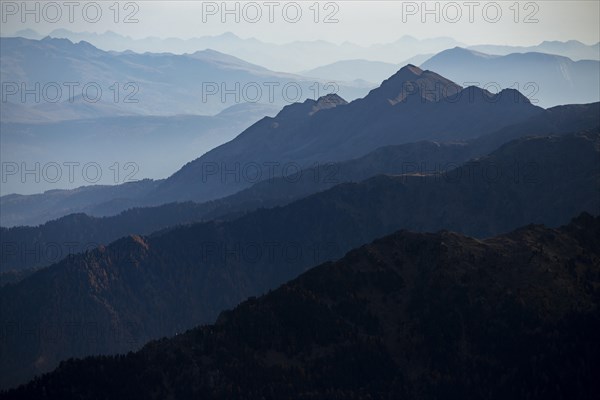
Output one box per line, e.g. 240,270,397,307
312,93,348,113
431,47,498,60
396,63,424,76
109,233,150,254
498,88,532,104
369,64,461,104
40,36,75,47
214,32,241,40
275,94,348,120
377,64,423,92
75,40,97,50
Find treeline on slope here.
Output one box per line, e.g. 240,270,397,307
3,213,599,399
0,132,598,389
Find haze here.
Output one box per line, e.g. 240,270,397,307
2,1,598,46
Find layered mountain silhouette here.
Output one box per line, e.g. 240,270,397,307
2,102,598,271
150,65,542,203
12,30,462,71
14,30,599,72
1,131,598,389
1,64,546,224
2,213,599,399
421,47,600,107
5,26,600,400
0,139,468,272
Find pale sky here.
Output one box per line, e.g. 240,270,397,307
1,0,599,46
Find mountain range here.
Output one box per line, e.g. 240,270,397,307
2,36,595,126
2,212,599,398
1,2,599,398
149,65,542,204
300,47,600,108
10,30,462,71
0,37,368,118
1,131,598,389
3,38,598,200
12,29,600,70
1,29,599,398
421,47,600,108
469,39,600,61
1,64,548,224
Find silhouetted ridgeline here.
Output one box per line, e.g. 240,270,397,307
150,65,542,203
3,101,598,273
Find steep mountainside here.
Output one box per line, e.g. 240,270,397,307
3,213,599,399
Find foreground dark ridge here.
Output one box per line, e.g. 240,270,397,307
3,213,599,399
0,131,598,389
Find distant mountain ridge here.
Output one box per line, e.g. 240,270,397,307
0,37,369,119
10,29,599,69
468,39,600,61
7,30,462,71
421,47,600,107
